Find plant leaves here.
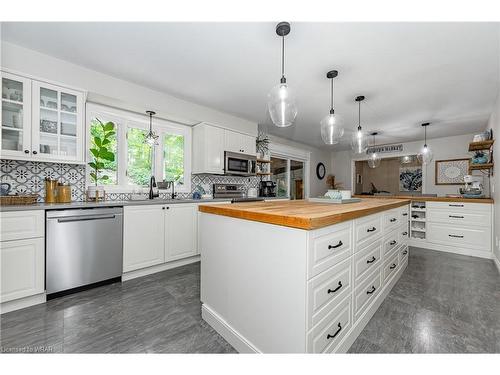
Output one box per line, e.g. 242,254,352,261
88,162,97,169
90,149,99,158
104,122,115,132
90,172,97,182
102,151,115,161
101,175,109,180
94,137,102,147
101,138,111,145
105,131,116,138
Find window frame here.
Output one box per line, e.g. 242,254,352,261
269,142,310,198
85,103,192,193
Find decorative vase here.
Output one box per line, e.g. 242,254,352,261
472,155,488,164
87,185,105,201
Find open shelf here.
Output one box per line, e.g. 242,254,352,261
256,159,271,163
469,163,494,172
411,227,426,233
256,172,272,176
468,140,494,151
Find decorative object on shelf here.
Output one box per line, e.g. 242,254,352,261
326,174,343,190
88,118,116,201
471,151,489,165
44,178,58,203
351,95,368,154
400,155,414,164
0,182,11,196
435,158,469,185
399,166,422,192
256,131,270,159
367,132,381,168
316,162,326,180
0,194,38,206
267,22,297,128
472,130,492,142
320,70,344,145
144,110,159,146
56,183,72,203
417,122,433,165
40,119,57,134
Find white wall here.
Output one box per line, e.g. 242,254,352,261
332,133,477,196
1,41,257,135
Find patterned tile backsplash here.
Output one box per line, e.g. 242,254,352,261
0,159,260,202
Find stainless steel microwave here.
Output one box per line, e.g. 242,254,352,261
224,151,256,176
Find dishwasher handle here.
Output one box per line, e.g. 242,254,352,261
56,214,117,223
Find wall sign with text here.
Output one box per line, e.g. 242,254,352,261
366,144,403,154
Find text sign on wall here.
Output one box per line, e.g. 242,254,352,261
366,144,403,155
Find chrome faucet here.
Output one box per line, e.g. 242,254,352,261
149,176,159,199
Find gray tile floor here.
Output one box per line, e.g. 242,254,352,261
349,247,500,353
1,247,499,353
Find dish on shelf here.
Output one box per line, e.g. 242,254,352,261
40,119,57,133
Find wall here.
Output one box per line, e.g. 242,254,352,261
332,133,477,196
1,42,257,136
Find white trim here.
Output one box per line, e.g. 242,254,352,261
0,293,46,314
408,241,493,259
201,304,261,353
122,255,200,281
493,256,500,274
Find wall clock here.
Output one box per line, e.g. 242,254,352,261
316,162,326,180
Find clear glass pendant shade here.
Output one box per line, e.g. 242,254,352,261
320,112,344,145
417,145,433,164
368,152,381,168
351,129,368,154
401,155,414,164
267,83,298,127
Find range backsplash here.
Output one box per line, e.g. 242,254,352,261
1,159,260,202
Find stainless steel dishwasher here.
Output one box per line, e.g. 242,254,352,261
46,207,123,298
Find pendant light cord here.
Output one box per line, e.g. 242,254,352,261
358,100,361,130
424,125,427,146
330,78,334,111
281,35,285,80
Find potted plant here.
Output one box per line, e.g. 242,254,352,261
88,119,115,200
256,131,270,160
472,151,489,165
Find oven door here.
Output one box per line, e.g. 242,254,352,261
224,152,256,176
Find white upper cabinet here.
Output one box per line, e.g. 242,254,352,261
193,122,256,174
1,71,85,164
1,72,32,159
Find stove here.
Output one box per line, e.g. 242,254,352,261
213,183,246,199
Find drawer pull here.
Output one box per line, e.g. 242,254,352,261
326,323,342,340
402,231,408,236
328,241,343,249
449,215,464,219
389,240,397,246
390,263,397,270
449,234,464,238
449,204,464,207
402,213,408,216
390,218,397,222
327,281,343,294
403,250,408,255
367,227,377,233
366,256,376,264
366,286,376,294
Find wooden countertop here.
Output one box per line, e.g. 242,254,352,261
199,198,410,230
352,195,493,203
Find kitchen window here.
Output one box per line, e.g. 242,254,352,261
89,117,118,185
86,103,192,192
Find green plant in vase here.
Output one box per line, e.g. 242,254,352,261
88,119,116,199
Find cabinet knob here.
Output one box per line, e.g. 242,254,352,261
162,207,165,210
24,150,30,154
32,150,38,154
166,206,170,210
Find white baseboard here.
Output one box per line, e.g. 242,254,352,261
122,255,200,281
494,256,500,275
202,304,260,353
0,293,46,314
408,240,492,259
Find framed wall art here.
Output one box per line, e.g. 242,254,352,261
399,166,422,192
435,158,469,185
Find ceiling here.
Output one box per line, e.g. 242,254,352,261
2,22,499,150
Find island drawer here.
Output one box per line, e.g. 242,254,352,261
308,221,352,278
354,267,382,321
427,209,491,227
399,224,409,243
307,258,352,328
382,228,399,258
426,201,491,213
400,205,410,220
427,223,491,250
307,295,351,353
399,245,409,263
383,252,400,284
383,208,401,232
354,240,382,283
355,214,382,249
0,210,45,242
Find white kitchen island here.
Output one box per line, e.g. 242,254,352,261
198,199,410,353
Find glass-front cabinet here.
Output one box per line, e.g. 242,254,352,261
1,72,32,158
32,81,84,162
0,71,85,163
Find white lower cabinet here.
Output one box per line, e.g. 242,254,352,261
123,203,200,274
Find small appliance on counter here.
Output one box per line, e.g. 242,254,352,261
460,175,485,198
259,180,276,197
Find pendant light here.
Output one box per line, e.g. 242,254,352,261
267,22,297,128
144,110,159,146
367,132,381,169
350,95,368,154
417,122,433,164
320,70,344,145
401,155,414,164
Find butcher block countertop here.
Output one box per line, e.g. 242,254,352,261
352,195,493,204
198,198,410,230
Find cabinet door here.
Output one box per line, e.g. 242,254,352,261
240,133,256,155
123,205,165,272
205,125,225,174
1,72,32,159
31,81,84,163
165,204,198,261
1,237,45,303
224,129,242,153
